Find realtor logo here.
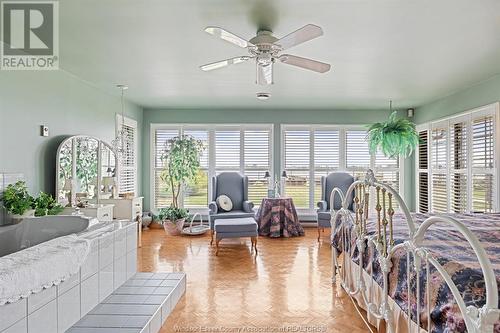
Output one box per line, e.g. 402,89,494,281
1,1,59,70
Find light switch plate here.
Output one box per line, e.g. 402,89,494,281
40,125,49,137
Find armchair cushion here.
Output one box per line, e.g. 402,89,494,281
213,172,244,211
209,201,218,215
324,173,355,210
242,200,254,213
317,200,327,212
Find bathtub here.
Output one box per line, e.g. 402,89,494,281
0,215,93,257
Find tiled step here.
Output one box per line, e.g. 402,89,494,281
66,272,186,333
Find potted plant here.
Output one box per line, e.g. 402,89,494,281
33,192,64,217
367,110,419,158
159,134,204,235
1,181,35,222
158,206,189,235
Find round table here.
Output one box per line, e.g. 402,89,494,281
255,197,305,238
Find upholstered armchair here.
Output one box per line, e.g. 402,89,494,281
316,172,355,241
208,172,255,244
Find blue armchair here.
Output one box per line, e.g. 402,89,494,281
316,172,355,241
208,172,255,245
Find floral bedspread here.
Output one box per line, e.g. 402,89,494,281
331,212,500,332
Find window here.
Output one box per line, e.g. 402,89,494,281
152,125,272,211
183,128,209,207
416,103,499,213
417,130,429,213
283,130,310,208
282,126,402,211
116,115,137,196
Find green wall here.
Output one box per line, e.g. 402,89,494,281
415,74,500,124
142,108,414,211
0,70,144,196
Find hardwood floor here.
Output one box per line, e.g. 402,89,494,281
138,227,373,333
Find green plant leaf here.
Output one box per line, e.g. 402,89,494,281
366,111,419,158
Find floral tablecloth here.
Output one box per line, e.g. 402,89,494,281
255,197,305,238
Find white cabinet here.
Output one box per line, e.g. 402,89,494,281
62,204,114,222
101,197,143,221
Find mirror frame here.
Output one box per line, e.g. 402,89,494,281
55,135,119,206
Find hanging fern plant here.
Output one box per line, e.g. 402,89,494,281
367,109,419,158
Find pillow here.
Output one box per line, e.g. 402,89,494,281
216,195,233,212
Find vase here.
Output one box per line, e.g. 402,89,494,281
9,209,35,224
163,218,185,236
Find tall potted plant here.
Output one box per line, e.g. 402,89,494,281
159,135,204,235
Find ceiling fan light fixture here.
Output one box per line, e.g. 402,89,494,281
256,92,271,100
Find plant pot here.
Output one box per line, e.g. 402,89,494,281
9,209,35,224
163,218,185,236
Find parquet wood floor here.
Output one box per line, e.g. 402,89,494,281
138,227,374,333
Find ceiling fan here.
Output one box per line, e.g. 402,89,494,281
200,24,331,85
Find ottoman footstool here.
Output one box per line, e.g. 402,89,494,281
214,217,258,256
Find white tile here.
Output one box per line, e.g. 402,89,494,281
113,229,127,260
132,273,154,279
113,256,126,289
99,263,113,302
142,280,161,287
149,310,161,333
153,287,173,296
167,273,184,280
159,280,178,287
90,304,157,316
102,294,149,304
1,318,27,333
151,273,168,280
57,272,80,296
81,273,99,316
126,226,137,253
81,241,99,280
74,314,149,328
67,328,140,333
126,249,137,280
27,299,56,333
98,234,114,269
122,279,146,287
0,299,27,331
160,297,171,325
114,286,156,295
143,295,165,305
27,287,56,314
58,285,81,333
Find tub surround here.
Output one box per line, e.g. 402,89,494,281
0,215,95,257
0,221,138,333
0,234,90,305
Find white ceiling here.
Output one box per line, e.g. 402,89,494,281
59,0,500,109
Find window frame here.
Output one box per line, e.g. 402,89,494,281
150,123,274,213
415,102,500,213
115,114,138,196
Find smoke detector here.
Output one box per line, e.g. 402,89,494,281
256,92,271,100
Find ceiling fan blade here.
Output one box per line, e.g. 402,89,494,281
275,24,323,50
256,63,273,85
204,26,254,48
279,54,331,73
200,56,251,71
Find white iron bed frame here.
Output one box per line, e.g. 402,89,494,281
330,169,499,333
